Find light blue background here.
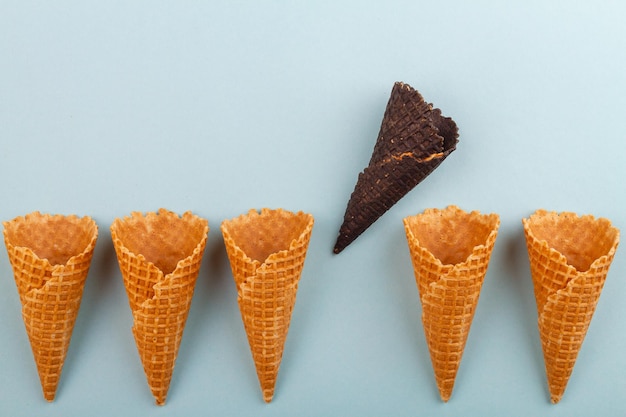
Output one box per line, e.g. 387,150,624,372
1,1,625,416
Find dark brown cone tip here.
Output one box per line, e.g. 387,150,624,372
334,82,458,254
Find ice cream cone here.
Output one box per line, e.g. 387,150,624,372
3,212,98,401
334,81,458,254
403,206,499,401
110,208,209,405
221,208,314,402
522,209,619,403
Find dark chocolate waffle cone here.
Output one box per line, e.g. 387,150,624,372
221,208,314,402
334,82,458,254
111,208,209,405
522,210,619,403
404,206,499,401
3,212,98,401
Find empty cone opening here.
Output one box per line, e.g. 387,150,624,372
111,209,208,275
525,211,619,272
3,213,97,266
222,209,313,263
404,206,499,265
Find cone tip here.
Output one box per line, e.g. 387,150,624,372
263,389,274,403
333,232,351,254
152,389,167,406
547,379,564,403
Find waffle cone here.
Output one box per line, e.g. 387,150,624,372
110,208,209,405
221,208,314,403
3,212,98,401
522,210,619,403
334,82,458,254
404,206,499,401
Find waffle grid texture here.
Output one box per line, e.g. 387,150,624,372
334,82,458,254
523,210,619,403
110,209,209,405
404,206,500,402
3,212,98,401
221,208,314,402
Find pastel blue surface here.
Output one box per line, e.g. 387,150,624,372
1,1,625,416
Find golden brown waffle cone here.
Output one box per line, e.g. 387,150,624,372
522,209,619,404
3,212,98,402
221,208,314,403
110,208,209,405
403,205,499,402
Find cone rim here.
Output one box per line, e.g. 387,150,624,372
110,208,209,285
522,209,619,275
220,208,314,278
3,211,98,271
403,205,500,269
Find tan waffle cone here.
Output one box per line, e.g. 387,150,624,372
110,208,209,406
221,208,314,403
522,209,619,404
3,212,98,401
403,206,499,401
